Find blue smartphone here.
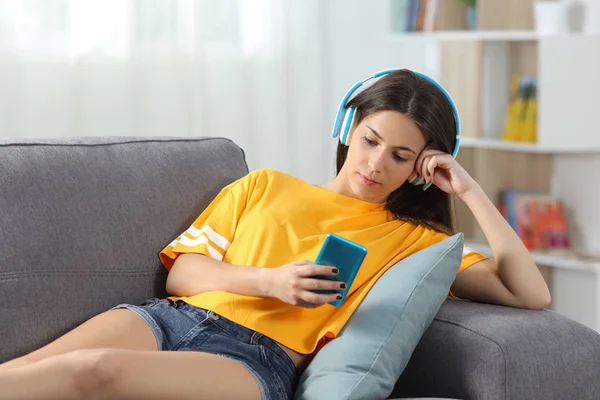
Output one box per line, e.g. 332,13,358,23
312,233,367,307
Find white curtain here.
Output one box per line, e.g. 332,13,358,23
0,0,333,183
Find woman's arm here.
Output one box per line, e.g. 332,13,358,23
416,150,551,310
166,254,269,297
452,186,551,310
165,254,345,307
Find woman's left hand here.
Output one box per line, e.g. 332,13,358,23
413,149,479,198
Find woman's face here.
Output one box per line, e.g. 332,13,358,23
340,110,427,204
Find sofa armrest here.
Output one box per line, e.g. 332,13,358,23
390,298,600,400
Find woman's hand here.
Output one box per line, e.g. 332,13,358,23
263,261,346,308
413,149,479,198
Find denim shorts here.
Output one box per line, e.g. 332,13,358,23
110,298,298,400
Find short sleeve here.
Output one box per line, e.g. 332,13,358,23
158,173,254,271
457,245,489,274
448,244,490,298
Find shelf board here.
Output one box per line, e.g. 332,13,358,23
392,30,539,41
459,137,600,154
392,31,600,42
460,137,549,153
466,242,600,272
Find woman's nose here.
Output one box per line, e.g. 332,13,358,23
367,151,385,172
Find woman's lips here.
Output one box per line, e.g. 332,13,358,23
358,173,380,186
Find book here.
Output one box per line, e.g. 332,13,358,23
502,76,538,143
423,0,439,31
499,190,570,251
501,76,522,142
394,0,440,32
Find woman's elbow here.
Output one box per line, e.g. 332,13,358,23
165,270,179,296
537,292,552,310
165,254,209,296
165,260,187,296
521,291,552,310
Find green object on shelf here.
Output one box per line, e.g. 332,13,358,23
462,0,476,6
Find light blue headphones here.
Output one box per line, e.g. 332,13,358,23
331,68,461,159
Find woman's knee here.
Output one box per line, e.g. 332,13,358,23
66,349,121,400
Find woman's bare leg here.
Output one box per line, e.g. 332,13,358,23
0,308,158,370
0,351,96,400
0,348,262,400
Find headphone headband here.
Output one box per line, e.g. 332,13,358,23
332,69,461,158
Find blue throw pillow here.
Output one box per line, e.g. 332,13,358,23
294,233,465,400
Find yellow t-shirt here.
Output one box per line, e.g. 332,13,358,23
159,168,487,354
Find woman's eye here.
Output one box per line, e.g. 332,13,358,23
364,136,407,162
393,153,407,162
364,137,376,146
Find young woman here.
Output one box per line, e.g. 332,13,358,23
0,69,550,400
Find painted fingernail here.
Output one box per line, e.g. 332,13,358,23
407,173,417,183
336,294,342,300
340,283,347,289
422,182,433,191
410,176,422,185
332,268,339,274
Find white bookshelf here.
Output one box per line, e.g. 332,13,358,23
328,0,600,333
387,34,600,152
466,242,600,273
537,35,600,151
467,240,600,333
459,138,548,153
459,137,600,154
391,30,540,41
392,31,600,42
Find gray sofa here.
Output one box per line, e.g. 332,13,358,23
1,136,599,400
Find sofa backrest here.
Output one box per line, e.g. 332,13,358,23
0,136,248,361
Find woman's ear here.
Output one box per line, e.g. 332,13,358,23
345,130,354,145
345,114,362,146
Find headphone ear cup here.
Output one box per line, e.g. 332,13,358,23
332,107,345,141
340,107,356,145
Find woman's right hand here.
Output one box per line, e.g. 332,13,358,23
263,260,346,308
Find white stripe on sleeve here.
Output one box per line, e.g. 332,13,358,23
186,225,230,251
463,246,474,257
176,234,223,261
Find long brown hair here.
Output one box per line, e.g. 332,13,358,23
336,69,457,234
